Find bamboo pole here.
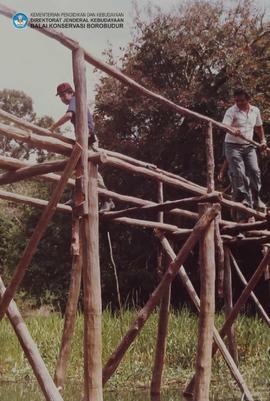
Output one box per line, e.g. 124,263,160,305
151,182,171,395
158,236,254,401
54,218,83,388
0,159,67,185
194,203,216,401
0,144,82,319
224,247,238,363
72,47,103,401
229,251,270,327
0,108,74,145
102,204,220,385
0,189,71,213
0,277,64,401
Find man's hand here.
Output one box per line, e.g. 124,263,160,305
259,140,267,154
234,128,241,137
48,125,55,133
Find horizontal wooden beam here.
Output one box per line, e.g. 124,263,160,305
0,160,67,185
0,108,74,145
0,144,82,320
102,193,221,220
103,155,266,220
0,3,269,155
0,122,72,156
0,189,71,213
221,220,270,235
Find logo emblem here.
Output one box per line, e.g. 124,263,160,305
13,13,28,29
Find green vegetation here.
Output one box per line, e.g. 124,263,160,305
0,309,269,399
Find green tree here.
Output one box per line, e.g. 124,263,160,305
0,89,36,158
92,0,270,308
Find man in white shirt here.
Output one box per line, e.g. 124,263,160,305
223,88,267,220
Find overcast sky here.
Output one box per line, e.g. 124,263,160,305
0,0,269,123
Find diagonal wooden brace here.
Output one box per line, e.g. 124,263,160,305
159,236,254,401
102,204,220,385
212,247,270,354
184,244,270,398
230,250,270,327
0,143,82,320
0,276,64,401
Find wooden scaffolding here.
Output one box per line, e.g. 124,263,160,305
0,4,270,401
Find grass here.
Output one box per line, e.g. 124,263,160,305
0,308,270,400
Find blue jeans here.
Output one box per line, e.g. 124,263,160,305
224,143,261,210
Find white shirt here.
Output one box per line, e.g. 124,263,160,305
223,104,263,144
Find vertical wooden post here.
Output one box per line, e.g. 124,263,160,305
72,47,103,401
224,247,238,363
151,182,171,395
205,121,224,297
205,122,215,192
0,277,64,401
156,181,164,278
54,217,83,388
159,236,253,401
194,203,215,401
262,244,270,311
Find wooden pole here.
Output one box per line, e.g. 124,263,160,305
229,250,270,327
185,247,270,397
194,204,216,401
102,155,266,220
158,235,254,401
0,189,71,214
0,108,74,145
102,193,221,219
102,204,219,385
0,122,72,156
54,217,83,388
212,248,270,353
205,121,224,297
0,144,81,319
0,159,67,185
262,245,270,314
224,247,238,363
0,277,64,401
0,2,268,152
72,47,103,401
205,122,215,192
151,182,171,395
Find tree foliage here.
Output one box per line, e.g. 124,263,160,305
95,0,270,182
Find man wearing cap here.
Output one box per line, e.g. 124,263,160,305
223,88,267,221
49,82,114,211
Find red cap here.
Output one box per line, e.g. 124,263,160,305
56,82,73,96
